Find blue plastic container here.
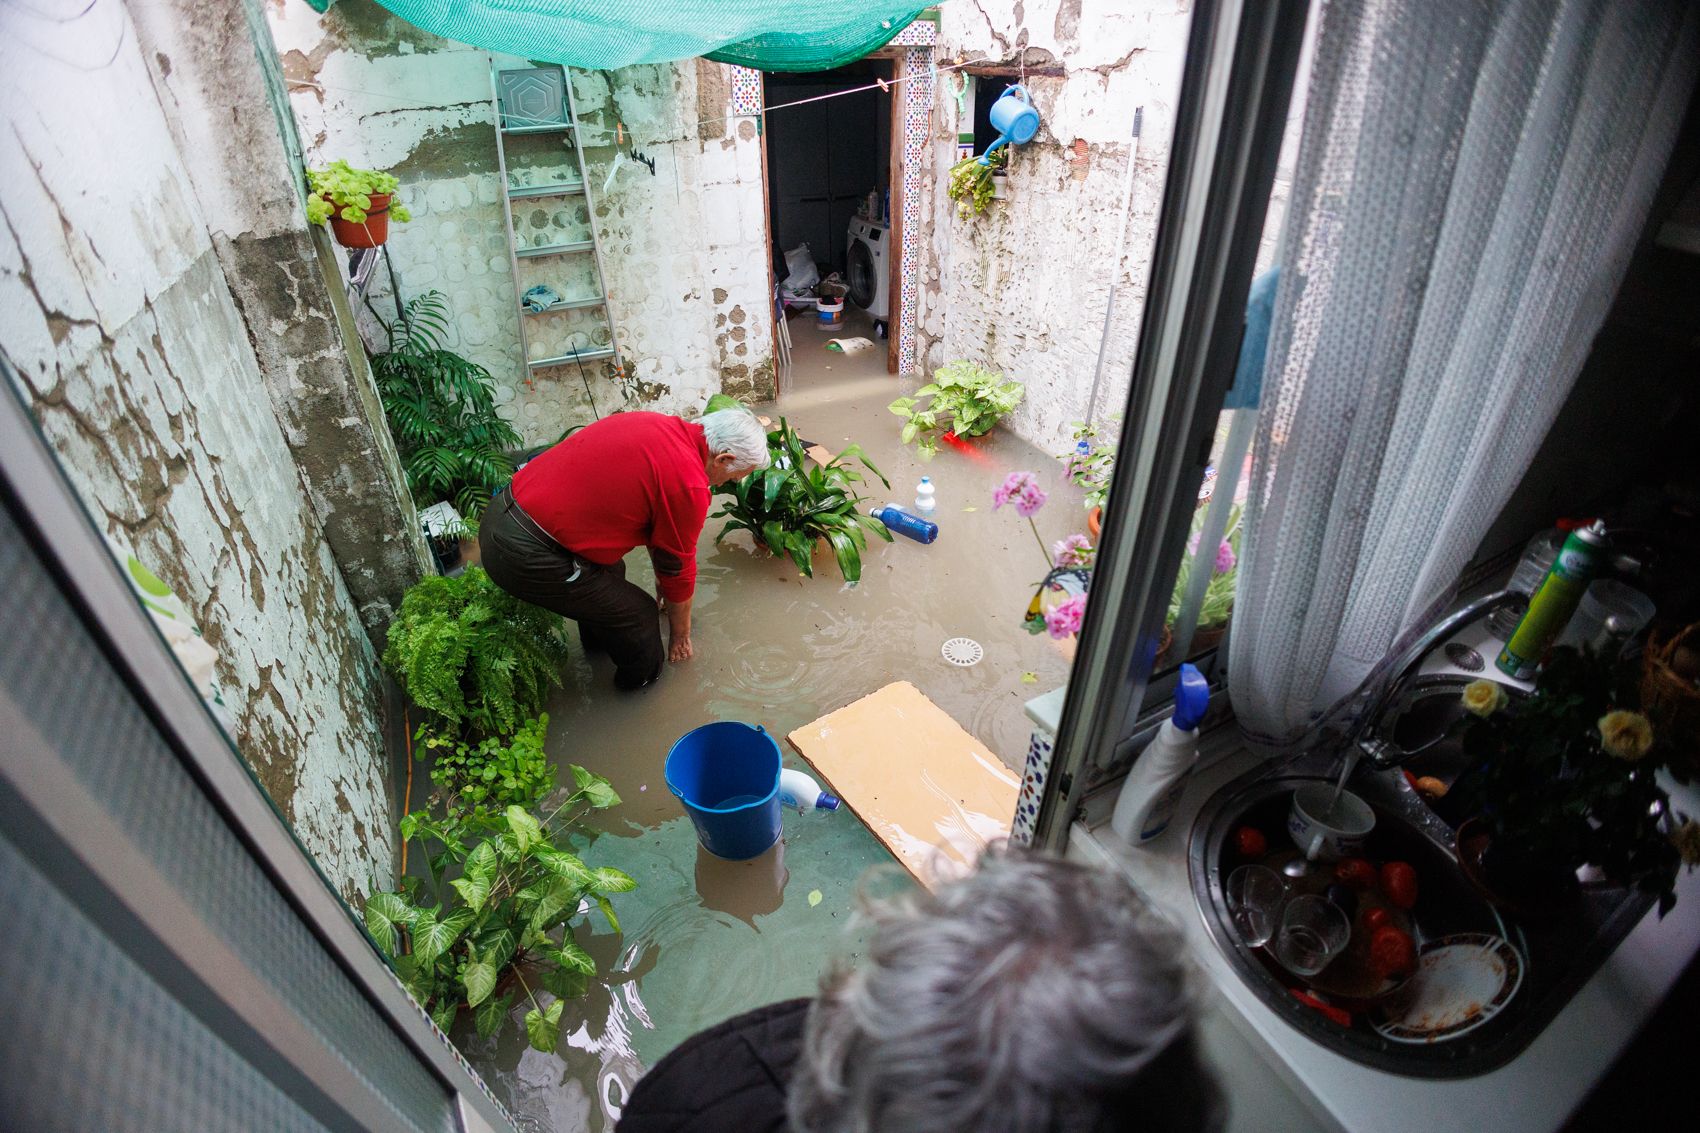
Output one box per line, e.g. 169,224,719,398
871,504,939,544
665,721,784,860
981,85,1041,163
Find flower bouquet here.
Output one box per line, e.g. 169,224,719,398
1453,649,1697,916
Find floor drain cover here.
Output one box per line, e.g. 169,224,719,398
941,637,984,667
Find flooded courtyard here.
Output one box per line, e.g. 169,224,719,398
461,313,1090,1129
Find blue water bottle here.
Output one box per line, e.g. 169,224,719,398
871,503,938,544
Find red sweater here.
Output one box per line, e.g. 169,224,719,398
511,413,709,603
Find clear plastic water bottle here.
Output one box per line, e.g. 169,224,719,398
915,476,936,514
871,503,938,544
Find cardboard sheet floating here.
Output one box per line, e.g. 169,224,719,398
788,682,1019,889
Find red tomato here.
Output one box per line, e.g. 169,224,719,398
1234,827,1268,858
1361,907,1392,932
1368,925,1417,978
1381,861,1419,909
1334,858,1377,889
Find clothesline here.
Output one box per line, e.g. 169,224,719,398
288,53,999,135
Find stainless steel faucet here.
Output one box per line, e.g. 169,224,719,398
1348,589,1521,772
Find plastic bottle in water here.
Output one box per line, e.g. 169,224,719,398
915,476,936,514
871,503,938,544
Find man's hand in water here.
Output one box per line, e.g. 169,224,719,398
661,596,694,662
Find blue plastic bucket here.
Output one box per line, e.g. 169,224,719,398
665,721,783,860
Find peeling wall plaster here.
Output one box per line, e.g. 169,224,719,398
925,0,1193,454
0,0,398,902
267,0,776,444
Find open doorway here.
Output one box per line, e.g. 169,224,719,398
763,60,897,388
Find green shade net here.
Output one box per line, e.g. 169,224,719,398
369,1,933,72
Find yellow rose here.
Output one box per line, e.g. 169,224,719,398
1598,710,1654,762
1672,820,1700,868
1461,678,1508,718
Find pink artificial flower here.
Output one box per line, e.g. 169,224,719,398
1045,594,1087,640
1214,540,1237,574
1053,534,1093,569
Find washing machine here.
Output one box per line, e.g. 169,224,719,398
846,215,891,321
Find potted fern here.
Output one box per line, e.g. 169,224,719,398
888,360,1025,460
306,159,413,248
381,567,571,741
711,418,893,582
371,292,523,524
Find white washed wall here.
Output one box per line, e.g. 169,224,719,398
267,1,775,444
924,0,1194,453
0,0,397,900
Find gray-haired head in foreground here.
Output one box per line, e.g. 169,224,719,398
699,407,771,471
789,851,1222,1133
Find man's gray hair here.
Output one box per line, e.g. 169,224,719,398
789,852,1220,1133
700,407,771,471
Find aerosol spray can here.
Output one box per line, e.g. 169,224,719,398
1495,520,1608,679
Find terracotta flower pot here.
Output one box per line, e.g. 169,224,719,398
326,191,392,248
1087,506,1102,540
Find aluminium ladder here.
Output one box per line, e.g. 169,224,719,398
490,63,623,375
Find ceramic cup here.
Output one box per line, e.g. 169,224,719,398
1287,783,1375,862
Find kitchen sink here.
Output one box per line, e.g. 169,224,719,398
1189,751,1656,1078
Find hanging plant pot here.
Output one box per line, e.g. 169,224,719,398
306,160,412,248
326,192,393,248
990,170,1010,200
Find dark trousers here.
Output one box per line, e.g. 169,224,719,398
479,492,664,689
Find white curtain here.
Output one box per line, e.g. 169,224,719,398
1229,0,1699,744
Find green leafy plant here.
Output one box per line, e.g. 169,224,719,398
711,418,893,582
1166,504,1242,629
1454,649,1694,915
888,360,1025,460
371,291,523,520
1058,419,1118,512
382,567,571,739
946,147,1007,217
366,777,633,1051
417,713,555,822
306,159,413,227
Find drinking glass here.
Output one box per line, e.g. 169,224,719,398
1226,865,1287,947
1275,895,1350,976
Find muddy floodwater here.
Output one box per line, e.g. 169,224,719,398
461,312,1088,1130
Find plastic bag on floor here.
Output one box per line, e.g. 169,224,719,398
782,243,819,292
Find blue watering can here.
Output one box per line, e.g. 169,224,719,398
980,85,1041,165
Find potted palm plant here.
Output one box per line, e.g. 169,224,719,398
371,292,522,524
306,159,413,248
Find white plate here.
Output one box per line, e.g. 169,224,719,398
1371,932,1524,1043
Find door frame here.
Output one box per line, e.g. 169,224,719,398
736,20,937,396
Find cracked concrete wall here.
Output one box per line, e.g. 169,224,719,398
924,0,1194,453
267,0,775,444
130,0,430,638
0,0,400,902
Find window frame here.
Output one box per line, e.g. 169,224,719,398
1031,0,1311,851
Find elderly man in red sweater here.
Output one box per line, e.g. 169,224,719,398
479,408,770,689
